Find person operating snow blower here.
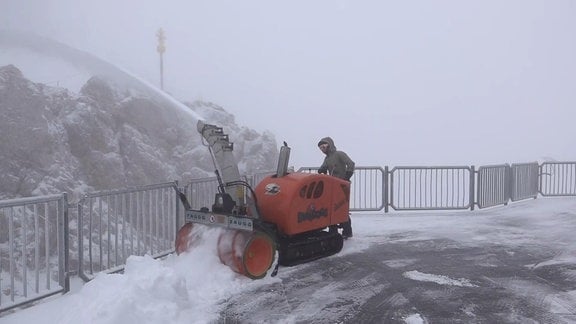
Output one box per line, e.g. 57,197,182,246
317,136,355,239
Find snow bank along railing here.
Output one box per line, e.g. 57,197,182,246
0,194,69,313
76,182,181,282
2,162,575,313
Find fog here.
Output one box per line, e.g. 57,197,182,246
2,0,575,168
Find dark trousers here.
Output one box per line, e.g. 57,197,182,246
330,216,352,236
341,216,352,236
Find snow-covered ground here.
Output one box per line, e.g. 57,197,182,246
2,197,576,323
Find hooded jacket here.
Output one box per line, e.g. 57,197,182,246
317,136,355,180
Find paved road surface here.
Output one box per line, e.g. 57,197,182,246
219,233,576,323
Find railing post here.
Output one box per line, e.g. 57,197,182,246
384,166,389,213
538,163,543,195
175,181,181,233
77,196,90,282
505,164,511,205
389,167,395,212
61,193,70,292
470,166,475,211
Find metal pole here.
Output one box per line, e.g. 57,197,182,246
156,28,166,90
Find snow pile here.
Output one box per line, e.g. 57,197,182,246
3,226,280,324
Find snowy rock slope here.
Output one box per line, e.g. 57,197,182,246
0,31,278,199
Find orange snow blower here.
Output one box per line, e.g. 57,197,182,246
175,121,350,279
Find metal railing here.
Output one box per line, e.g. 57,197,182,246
185,176,219,211
476,164,509,209
296,167,386,211
0,194,69,313
250,171,276,188
76,182,181,281
510,162,539,202
185,163,576,212
3,161,576,313
389,166,473,211
539,162,576,196
183,172,275,212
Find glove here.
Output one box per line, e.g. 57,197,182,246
318,167,327,174
345,171,354,181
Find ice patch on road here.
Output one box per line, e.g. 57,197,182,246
404,313,426,323
403,270,477,287
382,258,419,268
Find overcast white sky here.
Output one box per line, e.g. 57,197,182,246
1,0,575,168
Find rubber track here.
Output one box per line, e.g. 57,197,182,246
278,231,344,266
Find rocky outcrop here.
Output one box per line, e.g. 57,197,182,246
0,65,278,200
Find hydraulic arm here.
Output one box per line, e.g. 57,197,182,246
197,120,260,218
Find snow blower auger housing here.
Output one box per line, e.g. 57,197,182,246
175,121,350,279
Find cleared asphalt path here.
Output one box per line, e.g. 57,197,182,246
219,216,576,323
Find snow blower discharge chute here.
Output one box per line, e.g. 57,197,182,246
175,121,350,279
